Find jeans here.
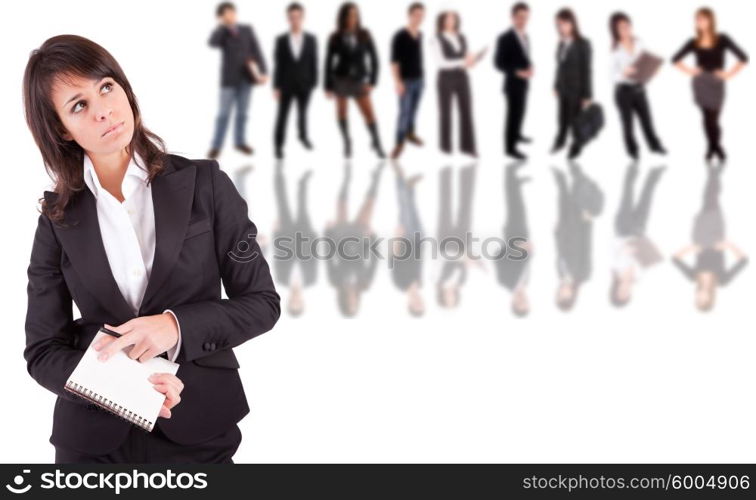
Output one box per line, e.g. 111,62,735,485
395,78,424,144
211,82,252,150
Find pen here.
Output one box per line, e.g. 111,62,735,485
99,326,122,338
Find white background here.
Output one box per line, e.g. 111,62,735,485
0,0,753,462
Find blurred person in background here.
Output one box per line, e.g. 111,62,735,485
672,7,748,164
390,2,427,159
324,2,386,159
207,2,268,159
272,2,318,160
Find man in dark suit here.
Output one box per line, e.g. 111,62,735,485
25,155,280,462
207,2,268,160
273,3,318,159
494,3,533,160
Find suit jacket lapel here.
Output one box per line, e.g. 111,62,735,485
139,156,196,313
50,155,196,321
50,189,136,323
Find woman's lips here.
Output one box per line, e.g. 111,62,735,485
102,121,125,138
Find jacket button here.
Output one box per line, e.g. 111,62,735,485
203,342,210,350
210,342,217,350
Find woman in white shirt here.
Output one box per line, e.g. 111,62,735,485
22,35,279,463
433,11,480,157
609,12,666,160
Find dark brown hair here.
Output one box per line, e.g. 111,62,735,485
23,35,166,224
609,12,631,50
512,2,529,16
436,10,461,35
408,2,424,15
556,7,582,40
695,7,719,47
335,2,370,43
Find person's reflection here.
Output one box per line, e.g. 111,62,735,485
436,163,478,309
232,164,254,201
610,163,665,307
389,161,425,316
553,161,604,311
273,161,317,317
494,161,531,316
672,163,748,311
325,161,385,317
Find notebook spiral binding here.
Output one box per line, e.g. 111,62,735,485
64,380,154,432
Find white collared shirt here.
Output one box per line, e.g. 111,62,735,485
514,28,529,55
559,38,573,62
434,32,467,70
83,152,181,362
289,31,304,59
611,38,644,84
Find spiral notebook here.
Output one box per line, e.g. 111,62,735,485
64,329,179,432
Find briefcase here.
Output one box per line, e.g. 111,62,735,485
572,103,604,145
692,72,724,110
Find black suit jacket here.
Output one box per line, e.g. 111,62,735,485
273,32,318,93
554,38,592,100
494,29,531,93
209,23,268,87
25,154,281,455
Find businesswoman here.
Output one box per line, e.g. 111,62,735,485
552,8,593,160
609,12,666,160
672,7,748,163
22,35,280,463
433,10,480,157
324,2,386,159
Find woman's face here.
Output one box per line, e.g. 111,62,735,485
346,7,358,30
443,13,457,32
51,74,134,157
696,13,711,33
557,18,573,38
617,19,633,40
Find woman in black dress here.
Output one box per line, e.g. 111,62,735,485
324,2,385,159
672,7,748,163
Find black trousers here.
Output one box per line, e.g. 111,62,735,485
614,84,662,157
438,70,476,155
54,423,242,464
554,94,582,152
504,85,528,152
274,89,312,150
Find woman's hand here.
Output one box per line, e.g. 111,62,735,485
149,372,184,419
94,313,179,363
714,69,729,81
464,53,476,68
325,91,334,100
582,98,592,109
363,84,373,94
623,65,637,77
395,80,405,96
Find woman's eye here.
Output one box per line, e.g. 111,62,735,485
101,82,113,93
72,101,85,113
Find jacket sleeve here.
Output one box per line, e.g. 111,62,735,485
324,34,337,91
24,213,89,406
169,161,281,363
365,31,379,86
249,26,267,74
581,39,593,100
494,34,510,73
273,36,282,89
209,25,226,48
311,35,319,87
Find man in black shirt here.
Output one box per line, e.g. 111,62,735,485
207,2,268,160
390,3,426,159
494,2,533,160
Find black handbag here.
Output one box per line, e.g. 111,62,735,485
572,103,604,145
